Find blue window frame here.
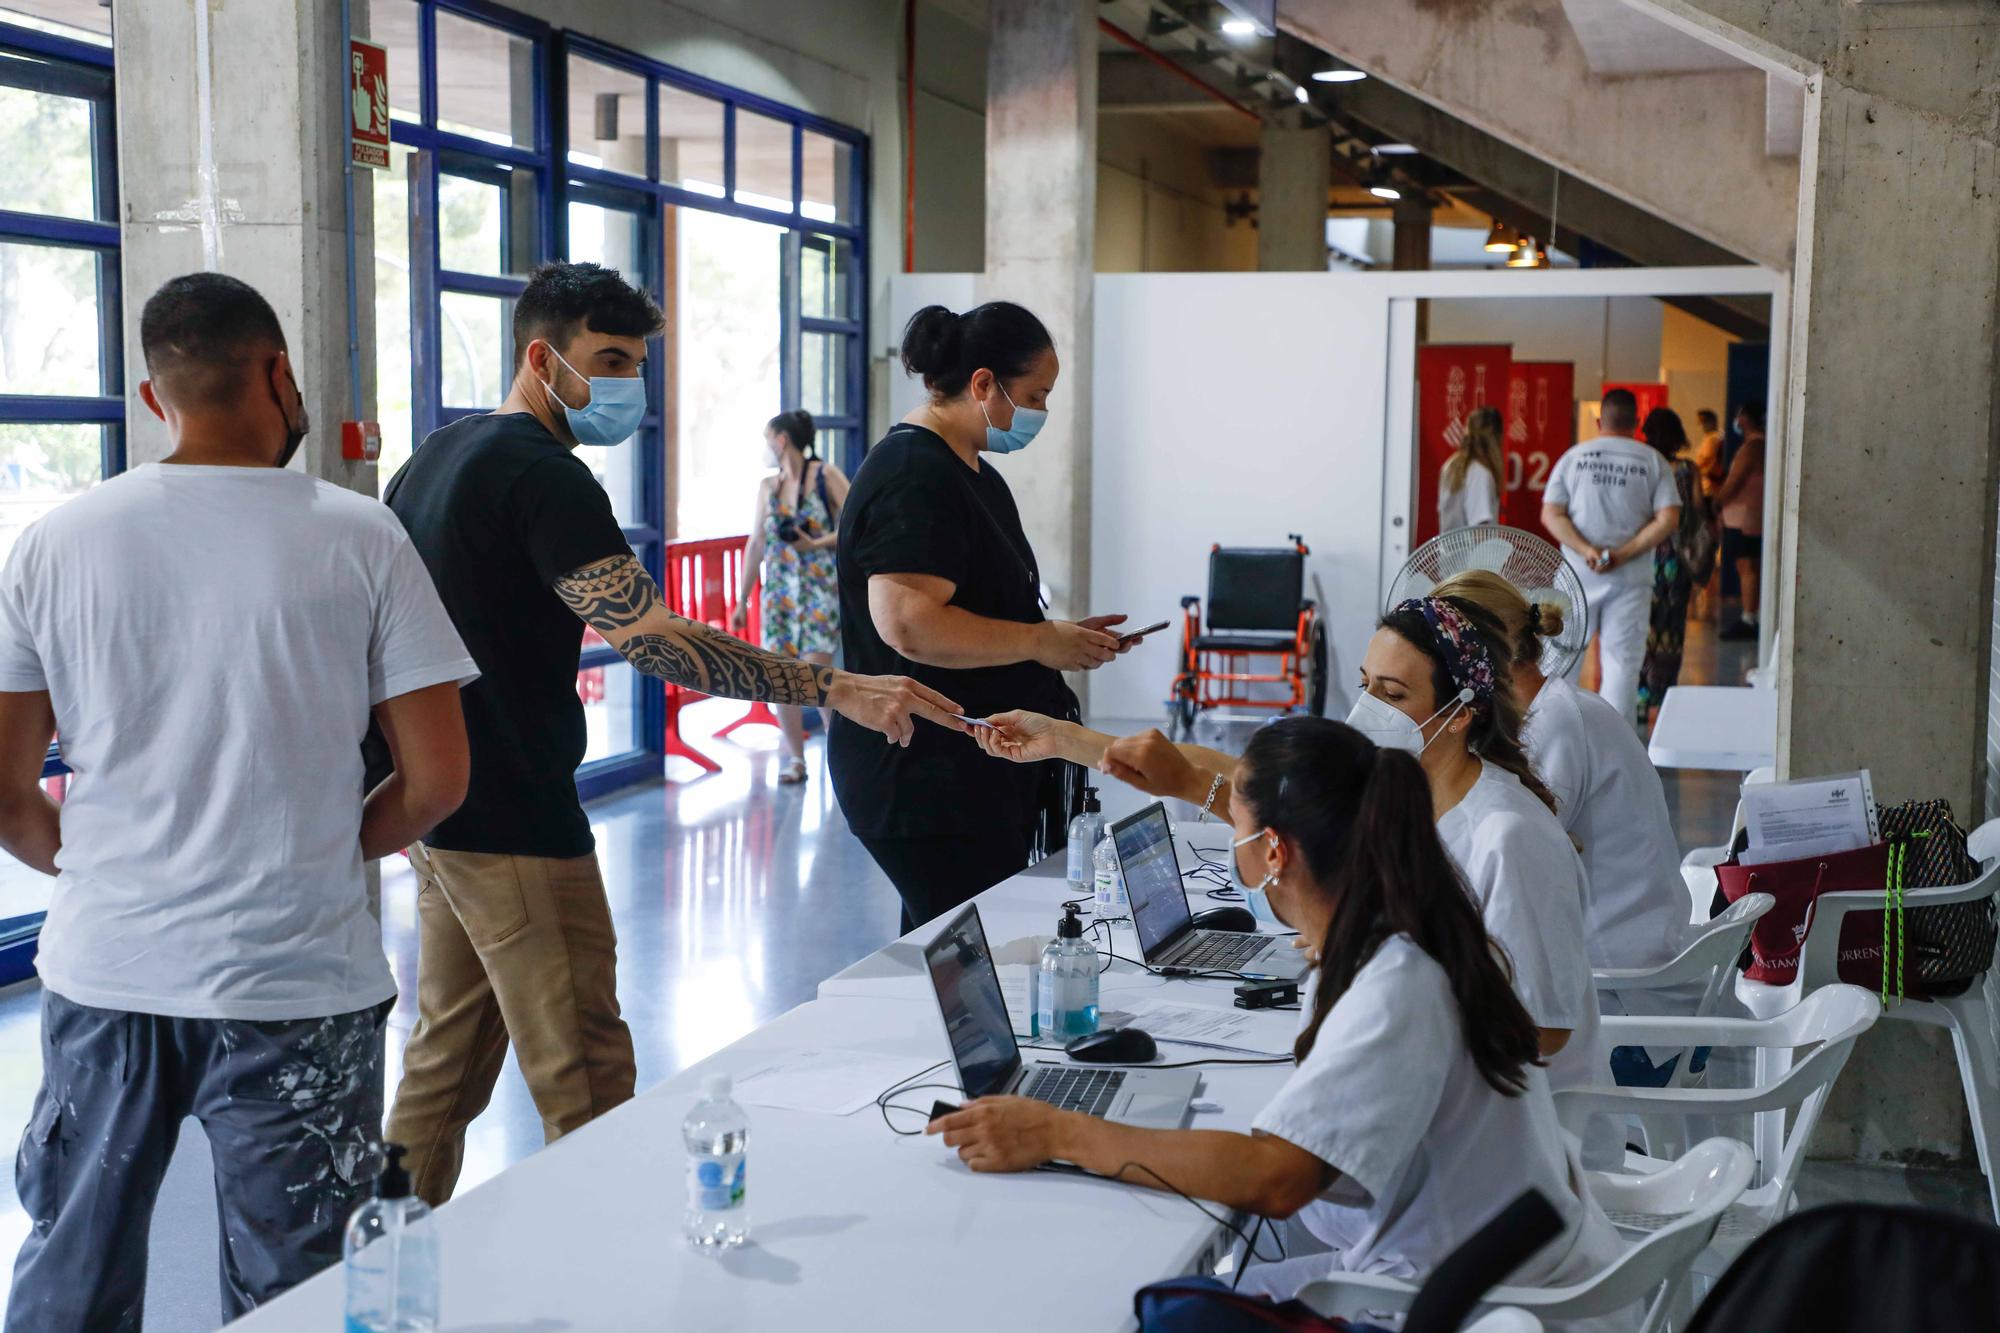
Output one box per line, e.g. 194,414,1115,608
380,2,866,801
0,16,119,975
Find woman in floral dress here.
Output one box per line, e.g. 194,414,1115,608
732,410,847,783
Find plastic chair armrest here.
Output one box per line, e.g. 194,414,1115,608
1799,873,2000,988
1298,1270,1420,1319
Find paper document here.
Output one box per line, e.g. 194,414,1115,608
998,965,1033,1034
1109,997,1295,1055
730,1049,933,1116
1739,770,1879,866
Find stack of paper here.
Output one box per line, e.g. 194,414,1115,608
1739,770,1878,866
1105,997,1295,1056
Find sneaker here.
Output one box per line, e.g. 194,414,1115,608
1718,620,1759,641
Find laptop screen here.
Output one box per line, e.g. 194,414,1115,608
1113,803,1194,959
923,905,1021,1099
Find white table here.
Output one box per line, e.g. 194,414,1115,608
230,823,1291,1332
1647,685,1778,772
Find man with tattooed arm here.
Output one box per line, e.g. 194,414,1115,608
366,262,961,1204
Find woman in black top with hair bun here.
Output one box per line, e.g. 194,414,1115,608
833,302,1130,931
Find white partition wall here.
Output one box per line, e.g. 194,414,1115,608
1089,272,1394,722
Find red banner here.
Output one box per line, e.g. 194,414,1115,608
1503,362,1574,528
1601,381,1669,441
1415,343,1512,547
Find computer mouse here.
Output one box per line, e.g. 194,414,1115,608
1065,1026,1158,1064
1191,905,1259,933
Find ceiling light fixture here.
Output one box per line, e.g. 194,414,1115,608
1372,143,1417,155
1506,239,1542,268
1220,17,1258,37
1311,69,1367,83
1369,185,1401,200
1293,85,1310,104
1483,221,1516,253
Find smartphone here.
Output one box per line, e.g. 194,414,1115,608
1118,620,1172,646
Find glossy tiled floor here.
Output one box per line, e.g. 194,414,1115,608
0,620,1988,1329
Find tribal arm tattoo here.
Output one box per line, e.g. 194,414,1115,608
553,554,834,706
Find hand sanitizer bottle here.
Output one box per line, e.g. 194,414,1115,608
1037,904,1100,1041
344,1143,438,1333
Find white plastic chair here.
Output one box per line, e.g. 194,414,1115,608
1734,824,2000,1222
1555,984,1878,1273
1593,892,1775,1093
1298,1139,1754,1333
1679,765,1777,921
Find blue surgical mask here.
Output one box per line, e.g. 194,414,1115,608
543,345,647,446
980,384,1047,455
1230,826,1280,915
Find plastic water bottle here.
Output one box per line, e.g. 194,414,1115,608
1066,787,1104,898
683,1073,748,1251
1037,904,1100,1041
344,1143,438,1333
1093,832,1128,920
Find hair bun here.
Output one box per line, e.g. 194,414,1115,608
898,305,964,379
1530,602,1565,639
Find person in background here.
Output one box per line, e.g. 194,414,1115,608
731,408,848,785
932,718,1627,1313
1636,407,1701,721
1541,387,1683,727
0,273,477,1329
833,301,1130,933
1438,404,1504,531
1432,570,1702,1088
371,261,959,1206
1714,401,1767,642
1691,408,1725,492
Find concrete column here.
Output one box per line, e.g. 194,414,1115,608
1772,70,2000,1165
980,0,1095,629
1257,110,1329,272
114,0,375,497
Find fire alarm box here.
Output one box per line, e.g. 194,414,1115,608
342,420,381,462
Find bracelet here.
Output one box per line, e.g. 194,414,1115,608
1199,772,1226,820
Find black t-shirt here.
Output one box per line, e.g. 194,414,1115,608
366,412,631,857
829,424,1068,838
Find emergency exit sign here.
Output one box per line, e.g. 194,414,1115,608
349,38,390,171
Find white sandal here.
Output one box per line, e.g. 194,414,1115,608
777,758,809,785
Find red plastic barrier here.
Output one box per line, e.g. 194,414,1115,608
660,535,777,775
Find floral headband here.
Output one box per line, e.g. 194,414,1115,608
1395,597,1499,705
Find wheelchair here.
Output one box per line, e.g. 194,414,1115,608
1166,534,1328,740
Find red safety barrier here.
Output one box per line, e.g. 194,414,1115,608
659,535,778,775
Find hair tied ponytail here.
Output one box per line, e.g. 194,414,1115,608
1526,603,1543,634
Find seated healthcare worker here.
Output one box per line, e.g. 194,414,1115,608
1432,570,1705,1086
984,598,1602,1104
931,717,1628,1319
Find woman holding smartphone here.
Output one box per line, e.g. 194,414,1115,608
931,718,1625,1312
832,302,1130,932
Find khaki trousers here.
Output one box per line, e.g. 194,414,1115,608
385,843,636,1205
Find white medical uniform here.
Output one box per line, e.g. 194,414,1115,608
1438,458,1500,531
1526,675,1705,1074
1241,936,1631,1333
1542,434,1680,726
1435,760,1603,1108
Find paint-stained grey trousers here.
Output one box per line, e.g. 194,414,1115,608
5,989,390,1332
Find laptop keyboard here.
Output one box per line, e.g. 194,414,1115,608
1169,932,1268,971
1022,1066,1127,1117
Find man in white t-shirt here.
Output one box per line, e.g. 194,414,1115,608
0,274,479,1330
1541,388,1682,728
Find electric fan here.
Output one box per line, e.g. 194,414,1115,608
1383,525,1590,679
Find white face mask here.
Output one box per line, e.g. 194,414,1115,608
1345,687,1472,756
